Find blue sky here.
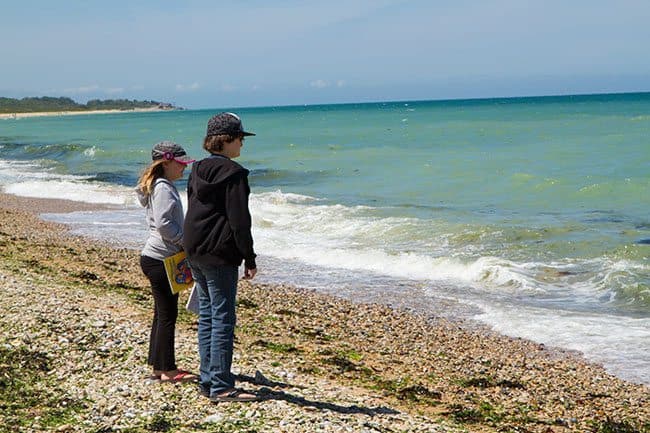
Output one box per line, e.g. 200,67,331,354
2,0,650,108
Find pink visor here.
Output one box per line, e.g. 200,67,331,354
172,155,196,165
161,151,195,165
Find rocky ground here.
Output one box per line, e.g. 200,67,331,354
0,193,648,433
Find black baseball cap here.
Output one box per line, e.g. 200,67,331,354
206,112,255,137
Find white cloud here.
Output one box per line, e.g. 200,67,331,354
310,79,329,89
63,85,100,94
175,82,201,92
336,80,346,87
60,85,126,96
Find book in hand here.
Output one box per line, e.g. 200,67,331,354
163,251,194,294
185,285,199,315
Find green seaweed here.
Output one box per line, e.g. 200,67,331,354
0,345,86,430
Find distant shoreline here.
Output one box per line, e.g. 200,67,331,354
0,106,174,120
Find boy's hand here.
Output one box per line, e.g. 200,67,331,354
243,267,257,280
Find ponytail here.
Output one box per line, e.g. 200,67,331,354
136,160,166,197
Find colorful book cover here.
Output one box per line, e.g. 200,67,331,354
163,251,194,294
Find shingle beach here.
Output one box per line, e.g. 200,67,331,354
0,193,648,433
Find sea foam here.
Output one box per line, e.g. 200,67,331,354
4,180,136,205
474,302,650,385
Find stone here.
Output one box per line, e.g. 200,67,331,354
204,413,225,423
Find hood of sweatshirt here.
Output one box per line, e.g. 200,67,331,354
135,186,148,207
135,178,175,207
190,155,248,201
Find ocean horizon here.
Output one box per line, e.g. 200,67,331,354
1,91,649,385
174,90,649,111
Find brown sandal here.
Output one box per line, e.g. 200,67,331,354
210,388,260,402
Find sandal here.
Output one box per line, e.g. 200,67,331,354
160,369,198,383
210,388,260,403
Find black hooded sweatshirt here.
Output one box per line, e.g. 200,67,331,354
183,155,256,269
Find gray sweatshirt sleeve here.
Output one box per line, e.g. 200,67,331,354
151,181,184,247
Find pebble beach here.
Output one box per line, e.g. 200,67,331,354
0,192,648,433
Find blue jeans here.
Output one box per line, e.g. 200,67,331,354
190,262,239,396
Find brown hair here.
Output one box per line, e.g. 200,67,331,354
203,134,241,154
136,159,167,197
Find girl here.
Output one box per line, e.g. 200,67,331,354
136,141,197,383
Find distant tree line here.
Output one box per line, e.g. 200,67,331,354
0,96,175,113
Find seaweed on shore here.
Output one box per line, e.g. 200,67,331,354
0,345,86,431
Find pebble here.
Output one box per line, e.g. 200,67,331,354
204,413,224,423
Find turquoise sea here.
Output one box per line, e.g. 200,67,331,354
1,92,649,384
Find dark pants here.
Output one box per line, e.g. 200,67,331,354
140,255,178,371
